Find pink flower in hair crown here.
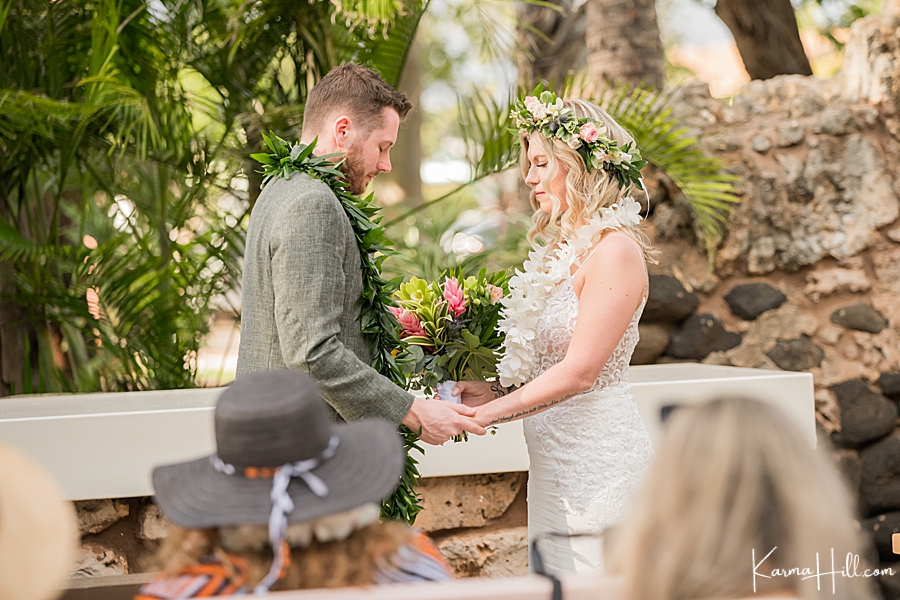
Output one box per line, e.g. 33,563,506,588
390,306,426,337
443,277,467,318
579,122,601,143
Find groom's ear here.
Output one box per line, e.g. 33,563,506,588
332,115,354,150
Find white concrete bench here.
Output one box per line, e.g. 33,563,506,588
60,573,623,600
0,363,814,501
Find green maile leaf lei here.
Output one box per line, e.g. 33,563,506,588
252,132,424,524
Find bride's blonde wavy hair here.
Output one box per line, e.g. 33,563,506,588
520,98,657,263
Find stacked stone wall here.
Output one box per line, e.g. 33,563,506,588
632,11,900,598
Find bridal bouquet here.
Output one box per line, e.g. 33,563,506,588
392,269,508,438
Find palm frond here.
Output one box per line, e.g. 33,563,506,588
339,0,430,87
459,89,519,180
592,82,740,254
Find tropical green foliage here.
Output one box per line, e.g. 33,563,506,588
395,80,740,260
0,0,425,393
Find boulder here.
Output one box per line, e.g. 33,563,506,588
831,303,888,333
667,314,742,360
880,372,900,402
860,431,900,516
724,282,787,320
862,512,900,561
751,135,772,153
878,561,900,600
414,473,525,533
812,107,856,135
776,120,806,147
136,504,172,541
70,544,128,578
831,380,897,447
631,323,670,365
834,449,862,497
765,335,824,371
642,275,699,324
74,499,129,536
805,268,872,302
436,527,528,578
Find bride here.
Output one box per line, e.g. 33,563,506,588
452,92,655,575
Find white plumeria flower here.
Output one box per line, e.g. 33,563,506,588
617,197,643,226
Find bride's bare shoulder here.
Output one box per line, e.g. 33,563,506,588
584,230,645,271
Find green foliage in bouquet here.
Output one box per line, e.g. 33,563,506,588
393,268,509,392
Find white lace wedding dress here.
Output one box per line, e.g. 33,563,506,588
523,276,653,575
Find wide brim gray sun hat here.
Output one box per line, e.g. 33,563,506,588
152,369,404,529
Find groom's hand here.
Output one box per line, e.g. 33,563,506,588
402,398,486,445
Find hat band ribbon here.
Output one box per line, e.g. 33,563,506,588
209,434,341,594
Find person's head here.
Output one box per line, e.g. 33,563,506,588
517,95,654,260
150,369,406,593
0,443,78,600
609,397,875,600
302,63,412,195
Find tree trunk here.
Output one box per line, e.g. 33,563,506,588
516,0,586,89
389,36,423,206
584,0,665,89
714,0,812,80
0,262,24,397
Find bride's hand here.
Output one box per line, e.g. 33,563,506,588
453,380,502,408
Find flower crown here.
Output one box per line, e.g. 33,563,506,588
511,88,648,191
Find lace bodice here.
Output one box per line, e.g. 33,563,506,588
524,277,652,532
530,278,644,385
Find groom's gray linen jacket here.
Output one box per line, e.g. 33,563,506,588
236,173,415,424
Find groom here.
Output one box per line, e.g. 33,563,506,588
236,63,484,445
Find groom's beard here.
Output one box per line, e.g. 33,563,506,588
341,143,372,196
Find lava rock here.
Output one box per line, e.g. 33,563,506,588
765,335,824,371
831,303,888,333
724,282,787,320
813,107,855,136
831,380,897,447
860,431,900,517
631,323,670,365
74,499,129,536
776,120,806,147
880,563,900,600
643,275,699,324
862,512,900,561
136,504,172,541
70,544,128,578
880,372,900,402
751,135,772,153
667,313,742,360
834,449,862,498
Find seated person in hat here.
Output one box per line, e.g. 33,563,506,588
136,370,452,598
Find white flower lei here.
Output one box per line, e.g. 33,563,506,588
497,196,643,387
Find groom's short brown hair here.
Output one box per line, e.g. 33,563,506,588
303,63,412,136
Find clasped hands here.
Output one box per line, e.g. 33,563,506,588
402,381,502,445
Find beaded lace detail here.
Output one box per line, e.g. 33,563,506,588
525,278,653,531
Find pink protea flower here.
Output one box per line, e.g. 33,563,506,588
390,306,426,337
443,277,467,318
579,122,601,143
487,284,503,305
